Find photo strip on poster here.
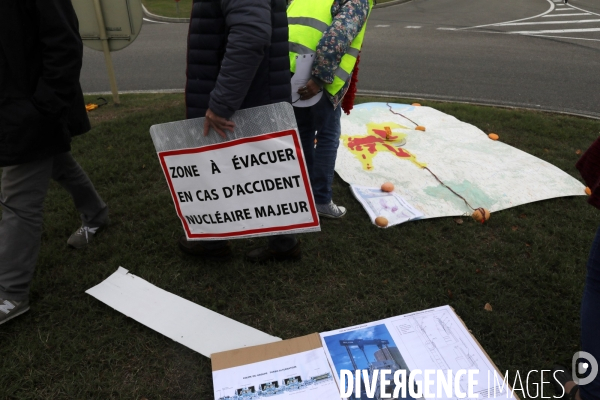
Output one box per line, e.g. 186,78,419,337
212,348,338,400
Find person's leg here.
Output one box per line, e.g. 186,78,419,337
245,233,300,263
294,104,317,180
268,234,297,252
51,152,108,228
0,158,53,301
311,97,342,205
580,226,600,400
178,237,231,259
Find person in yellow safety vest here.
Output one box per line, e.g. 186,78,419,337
289,0,372,219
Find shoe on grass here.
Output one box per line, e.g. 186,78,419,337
245,241,301,263
67,223,107,249
316,201,347,219
550,365,579,400
0,298,30,326
178,236,233,260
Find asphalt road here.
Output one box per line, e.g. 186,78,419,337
81,0,600,118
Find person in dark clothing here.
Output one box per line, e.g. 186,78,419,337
551,137,600,400
178,0,301,262
0,0,109,325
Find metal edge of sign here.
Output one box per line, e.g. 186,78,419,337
149,103,298,153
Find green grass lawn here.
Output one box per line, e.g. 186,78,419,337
143,0,192,19
1,93,598,399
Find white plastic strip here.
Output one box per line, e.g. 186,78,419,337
86,267,281,357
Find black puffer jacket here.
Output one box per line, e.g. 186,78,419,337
185,0,291,119
0,0,90,167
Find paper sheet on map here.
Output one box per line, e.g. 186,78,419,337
350,184,424,227
86,267,281,358
212,348,338,400
320,305,515,400
336,103,585,220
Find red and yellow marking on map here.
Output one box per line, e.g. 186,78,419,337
341,122,426,171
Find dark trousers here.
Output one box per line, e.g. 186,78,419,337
0,152,108,300
580,225,600,399
199,234,297,252
294,94,342,205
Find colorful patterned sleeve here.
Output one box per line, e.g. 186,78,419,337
311,0,370,84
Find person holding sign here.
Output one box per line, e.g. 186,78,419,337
0,0,109,325
180,0,301,262
289,0,372,219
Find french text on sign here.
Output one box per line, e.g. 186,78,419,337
157,130,319,240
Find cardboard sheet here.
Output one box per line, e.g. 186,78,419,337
86,267,281,357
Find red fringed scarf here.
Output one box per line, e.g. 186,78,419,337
342,53,360,115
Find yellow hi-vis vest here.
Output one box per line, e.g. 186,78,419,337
288,0,373,96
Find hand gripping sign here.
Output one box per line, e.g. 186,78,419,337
150,102,320,240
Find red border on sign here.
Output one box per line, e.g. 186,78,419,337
158,129,319,239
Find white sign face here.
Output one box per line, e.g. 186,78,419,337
158,130,319,240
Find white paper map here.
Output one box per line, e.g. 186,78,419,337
336,103,585,219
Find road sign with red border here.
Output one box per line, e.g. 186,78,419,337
157,129,319,240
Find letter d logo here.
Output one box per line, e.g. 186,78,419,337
572,351,598,386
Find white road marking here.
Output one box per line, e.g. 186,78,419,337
509,27,600,34
499,19,600,26
375,25,390,27
85,89,185,95
143,18,169,24
529,34,600,42
568,5,600,17
542,13,592,17
405,26,422,29
442,0,600,41
458,0,555,30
